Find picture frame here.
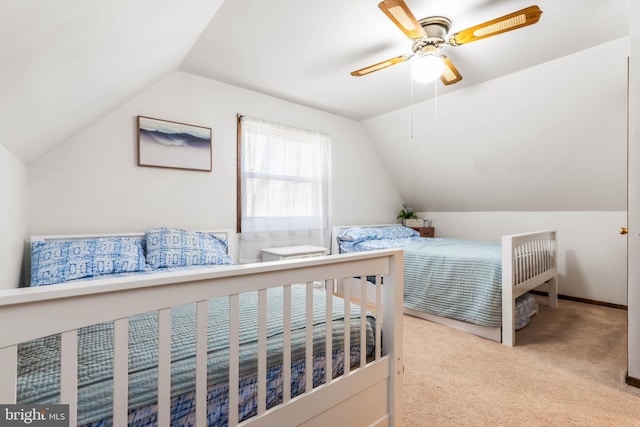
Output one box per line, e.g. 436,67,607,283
137,115,212,172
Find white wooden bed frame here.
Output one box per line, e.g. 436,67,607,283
331,225,558,347
0,230,404,427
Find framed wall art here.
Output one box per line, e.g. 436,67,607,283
137,115,212,172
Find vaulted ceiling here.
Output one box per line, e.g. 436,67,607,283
0,0,628,165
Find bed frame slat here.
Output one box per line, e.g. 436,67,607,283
113,318,129,426
157,308,171,427
0,347,17,403
305,282,314,393
375,275,382,360
60,330,78,427
360,277,367,368
283,285,292,403
258,289,267,415
195,300,208,426
343,278,351,376
325,279,333,385
228,294,240,425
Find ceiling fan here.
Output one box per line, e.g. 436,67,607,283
351,0,543,85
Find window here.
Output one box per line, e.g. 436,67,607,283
237,115,331,261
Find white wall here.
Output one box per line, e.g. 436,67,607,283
24,40,631,305
0,144,28,289
417,211,627,306
360,38,629,305
362,37,628,212
27,71,402,247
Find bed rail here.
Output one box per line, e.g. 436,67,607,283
0,250,404,427
502,230,558,346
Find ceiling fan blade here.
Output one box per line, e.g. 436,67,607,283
378,0,426,40
448,5,543,46
439,56,462,85
351,55,411,77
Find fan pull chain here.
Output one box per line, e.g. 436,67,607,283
410,77,415,139
434,79,438,125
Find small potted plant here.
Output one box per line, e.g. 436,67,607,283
397,204,420,226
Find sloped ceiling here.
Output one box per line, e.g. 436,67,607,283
183,0,628,120
0,0,224,165
0,0,629,165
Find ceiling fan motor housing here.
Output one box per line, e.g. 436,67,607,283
413,16,452,54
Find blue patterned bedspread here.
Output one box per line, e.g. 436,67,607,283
402,238,504,327
17,285,375,426
340,237,531,328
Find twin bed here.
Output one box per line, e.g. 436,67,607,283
331,224,558,346
1,223,557,426
0,228,404,426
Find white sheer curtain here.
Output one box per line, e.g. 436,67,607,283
238,116,332,263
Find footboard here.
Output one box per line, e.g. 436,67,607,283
502,230,558,346
0,251,404,427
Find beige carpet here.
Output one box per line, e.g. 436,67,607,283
402,296,640,426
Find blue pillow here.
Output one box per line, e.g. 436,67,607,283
31,237,148,287
336,225,419,243
145,227,235,269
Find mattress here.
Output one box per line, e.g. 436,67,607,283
17,285,376,426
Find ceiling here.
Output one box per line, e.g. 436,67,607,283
183,0,629,120
0,0,629,165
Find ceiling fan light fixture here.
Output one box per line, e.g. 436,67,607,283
411,54,444,83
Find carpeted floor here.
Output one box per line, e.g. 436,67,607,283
402,296,640,426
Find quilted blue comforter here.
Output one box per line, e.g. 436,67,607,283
17,285,375,425
402,238,504,327
340,236,535,329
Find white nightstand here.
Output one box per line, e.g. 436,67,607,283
261,245,328,262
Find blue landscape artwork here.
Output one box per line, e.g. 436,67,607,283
138,116,212,171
